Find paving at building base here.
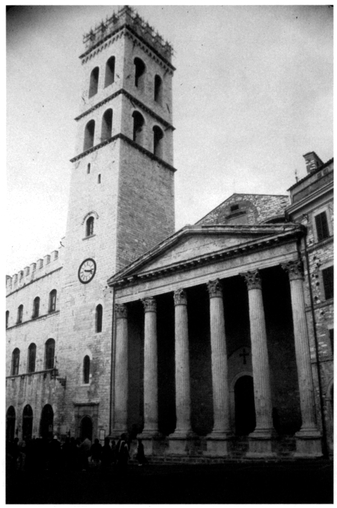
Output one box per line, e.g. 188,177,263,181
7,459,333,504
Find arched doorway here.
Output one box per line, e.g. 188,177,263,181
80,416,93,441
40,404,54,439
234,375,256,435
22,405,33,441
6,406,16,442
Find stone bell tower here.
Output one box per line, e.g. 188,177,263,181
58,6,176,439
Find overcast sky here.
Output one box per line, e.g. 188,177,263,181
6,4,333,276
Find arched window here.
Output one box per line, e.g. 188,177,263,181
32,297,40,319
101,109,113,141
40,404,54,439
132,111,145,145
49,290,57,313
83,355,90,384
86,216,94,237
96,304,103,333
27,343,36,373
153,126,164,158
105,56,115,87
45,338,55,370
11,348,20,376
6,406,16,442
17,305,23,324
22,405,33,442
83,120,95,151
88,67,99,98
6,310,9,329
134,57,146,89
154,75,163,104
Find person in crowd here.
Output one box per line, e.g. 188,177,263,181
101,437,113,469
136,438,147,466
79,436,92,471
116,433,129,471
90,438,102,468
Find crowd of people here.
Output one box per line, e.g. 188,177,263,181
6,433,147,474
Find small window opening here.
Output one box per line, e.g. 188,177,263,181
322,266,333,300
96,304,103,333
49,290,57,313
89,67,99,98
153,126,164,157
45,338,55,370
134,58,146,89
83,355,90,384
98,174,101,184
315,212,329,241
83,120,95,152
132,111,145,145
6,310,9,329
28,343,36,373
87,163,91,174
86,216,94,237
11,348,20,376
32,297,40,319
17,305,23,324
154,75,163,104
105,56,115,87
230,204,239,212
101,109,113,141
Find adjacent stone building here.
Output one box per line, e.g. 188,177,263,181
6,6,333,460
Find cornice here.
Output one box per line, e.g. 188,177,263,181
70,132,177,173
6,267,63,298
110,226,304,289
80,24,175,73
287,180,333,214
74,88,174,131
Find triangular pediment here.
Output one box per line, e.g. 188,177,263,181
108,223,296,285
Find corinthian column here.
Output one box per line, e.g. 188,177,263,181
282,260,322,457
141,297,159,436
113,303,128,435
171,288,193,438
241,270,275,457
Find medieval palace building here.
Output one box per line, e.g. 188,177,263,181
6,6,333,460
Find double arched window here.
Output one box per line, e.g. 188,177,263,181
105,57,115,87
101,109,113,141
96,304,103,333
153,126,164,157
11,348,20,376
134,58,146,89
89,67,99,98
45,338,55,370
84,120,95,151
32,297,40,319
28,343,36,373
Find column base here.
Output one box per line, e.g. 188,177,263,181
246,428,276,458
168,430,196,455
294,428,323,458
206,432,233,456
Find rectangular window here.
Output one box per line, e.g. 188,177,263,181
315,212,329,241
322,266,333,300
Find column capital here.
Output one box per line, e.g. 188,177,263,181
207,279,223,298
240,270,261,290
115,303,127,319
142,296,157,313
281,260,304,281
173,288,187,306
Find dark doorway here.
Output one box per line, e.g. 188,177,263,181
234,375,256,435
40,404,54,439
22,405,33,441
6,406,16,442
80,416,93,441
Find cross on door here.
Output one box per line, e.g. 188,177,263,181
240,348,249,365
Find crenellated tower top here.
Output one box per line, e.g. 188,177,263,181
81,5,174,65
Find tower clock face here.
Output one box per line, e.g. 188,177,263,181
78,258,96,284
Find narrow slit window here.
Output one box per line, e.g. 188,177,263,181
86,217,94,237
89,67,99,98
83,355,90,384
11,348,20,376
96,304,103,333
28,343,36,373
134,58,146,89
154,75,162,104
98,174,101,184
105,56,115,87
87,163,91,174
101,109,113,141
153,126,164,157
83,120,95,151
